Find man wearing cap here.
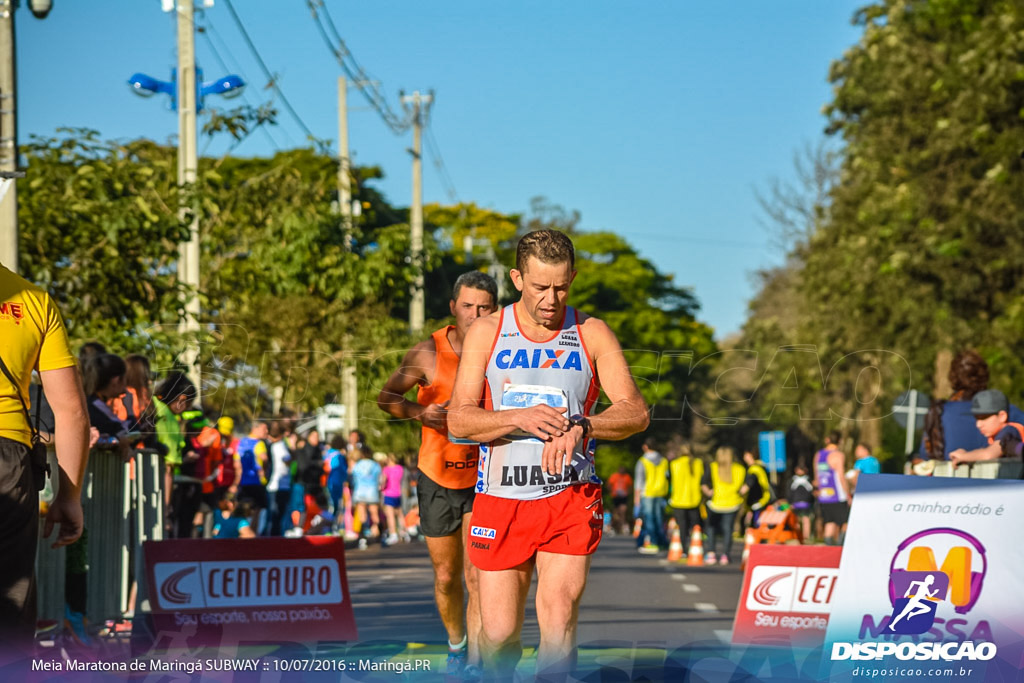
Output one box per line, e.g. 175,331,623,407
950,389,1024,465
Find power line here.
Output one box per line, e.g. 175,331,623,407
220,0,319,143
305,0,411,134
424,125,457,203
196,13,285,151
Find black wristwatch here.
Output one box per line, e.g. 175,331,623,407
569,414,591,439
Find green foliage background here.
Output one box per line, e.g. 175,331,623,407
17,129,715,458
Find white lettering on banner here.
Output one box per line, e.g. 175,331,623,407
153,560,342,610
745,565,839,613
831,641,997,662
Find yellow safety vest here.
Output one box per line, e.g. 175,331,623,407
640,457,669,498
668,456,704,509
708,462,745,512
747,462,772,509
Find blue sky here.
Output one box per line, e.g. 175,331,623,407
17,1,864,338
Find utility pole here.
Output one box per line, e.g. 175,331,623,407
177,0,201,398
337,76,358,433
337,76,352,237
0,0,17,271
401,91,432,335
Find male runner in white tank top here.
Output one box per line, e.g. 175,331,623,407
449,230,650,680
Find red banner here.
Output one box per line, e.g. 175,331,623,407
144,537,357,645
731,544,842,647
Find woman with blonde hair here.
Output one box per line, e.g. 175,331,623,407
699,446,745,565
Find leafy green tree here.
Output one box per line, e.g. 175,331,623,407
18,129,187,362
812,0,1024,401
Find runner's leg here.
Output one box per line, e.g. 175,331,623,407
461,511,482,666
534,551,591,677
425,532,467,645
478,560,533,678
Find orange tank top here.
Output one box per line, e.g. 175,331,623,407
417,326,478,489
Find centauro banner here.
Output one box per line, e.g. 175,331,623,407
144,537,358,645
823,474,1024,682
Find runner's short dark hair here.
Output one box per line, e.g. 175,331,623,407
516,229,575,272
452,270,498,304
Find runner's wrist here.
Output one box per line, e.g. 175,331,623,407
569,414,591,439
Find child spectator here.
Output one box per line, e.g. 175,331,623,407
788,462,815,542
950,390,1024,465
325,435,349,534
351,445,382,548
213,495,255,539
380,453,407,545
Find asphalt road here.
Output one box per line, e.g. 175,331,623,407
343,531,745,652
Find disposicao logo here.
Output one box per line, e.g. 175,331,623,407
886,571,948,635
831,527,996,662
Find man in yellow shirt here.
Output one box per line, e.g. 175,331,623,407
0,265,90,649
634,438,669,553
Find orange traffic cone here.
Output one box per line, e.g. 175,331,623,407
687,525,705,566
741,530,756,570
632,518,643,539
667,521,685,562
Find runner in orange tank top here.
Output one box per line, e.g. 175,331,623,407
377,271,498,678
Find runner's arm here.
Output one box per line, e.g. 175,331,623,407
448,315,569,443
579,316,650,440
542,315,651,473
829,450,851,502
377,341,448,430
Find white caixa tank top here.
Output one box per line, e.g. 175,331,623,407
476,304,601,500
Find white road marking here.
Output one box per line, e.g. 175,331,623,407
713,629,732,643
682,584,700,593
670,574,688,581
694,602,719,613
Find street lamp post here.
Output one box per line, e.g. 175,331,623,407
128,48,243,399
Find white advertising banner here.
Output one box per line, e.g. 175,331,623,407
823,474,1024,682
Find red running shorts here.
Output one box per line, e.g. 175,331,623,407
468,483,603,571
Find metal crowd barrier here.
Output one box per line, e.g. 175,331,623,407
34,447,165,626
134,448,165,614
35,447,66,623
931,459,1023,480
81,449,131,624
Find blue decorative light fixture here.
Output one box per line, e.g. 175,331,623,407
127,68,245,112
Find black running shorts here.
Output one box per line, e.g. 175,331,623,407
820,501,850,526
417,471,475,538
